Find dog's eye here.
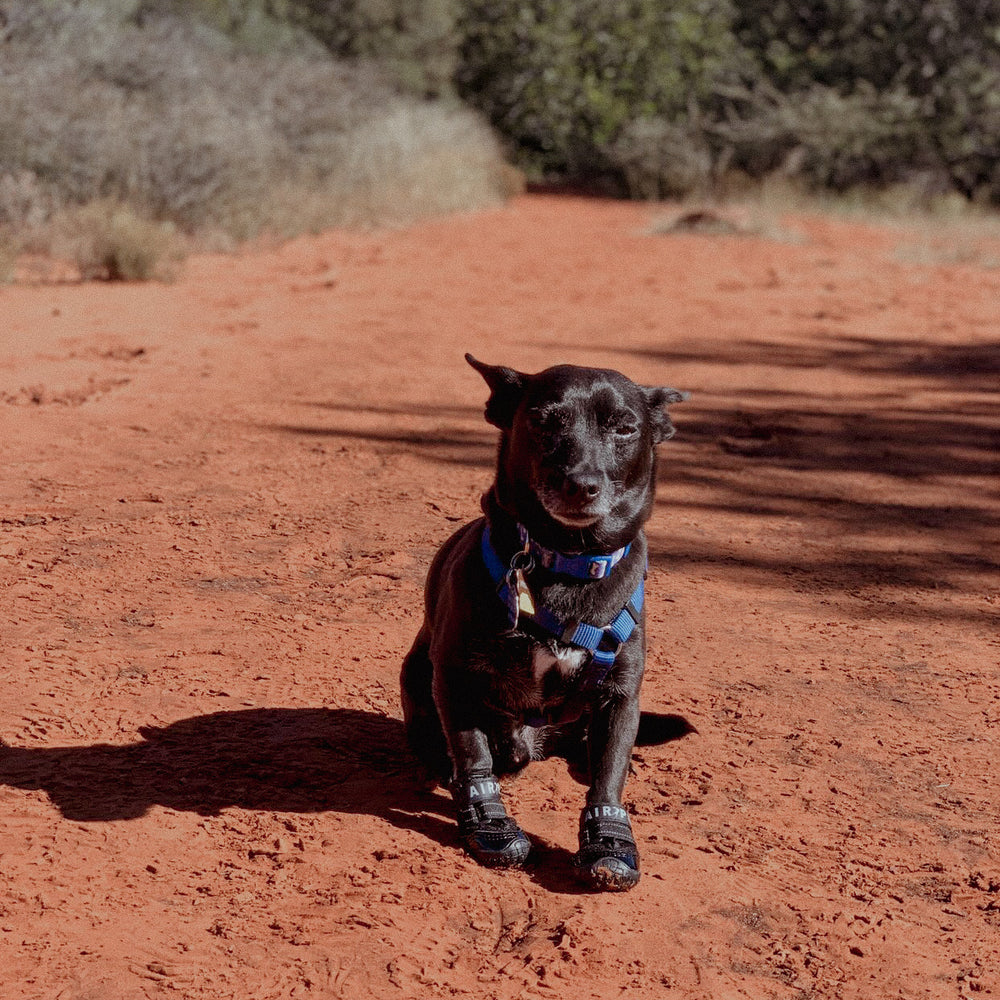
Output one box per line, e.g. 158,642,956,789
608,417,638,437
526,408,567,433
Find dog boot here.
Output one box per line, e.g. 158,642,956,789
573,804,640,891
452,775,531,868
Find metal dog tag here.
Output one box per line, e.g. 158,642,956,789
502,568,520,628
514,569,536,616
504,544,536,628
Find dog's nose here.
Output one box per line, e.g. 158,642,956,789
562,473,602,502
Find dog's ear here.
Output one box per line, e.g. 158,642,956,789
466,353,526,429
643,385,688,443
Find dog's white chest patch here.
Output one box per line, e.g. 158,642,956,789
532,646,587,685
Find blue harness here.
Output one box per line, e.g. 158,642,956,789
480,522,645,687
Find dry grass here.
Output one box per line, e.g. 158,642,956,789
893,217,1000,270
746,175,1000,268
730,173,998,228
646,177,1000,271
0,2,514,280
186,101,515,242
314,102,513,229
0,232,19,284
52,202,187,282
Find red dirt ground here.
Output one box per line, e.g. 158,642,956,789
1,194,998,1000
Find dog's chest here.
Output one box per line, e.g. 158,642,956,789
531,644,587,686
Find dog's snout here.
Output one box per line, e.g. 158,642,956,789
541,467,608,526
562,472,602,502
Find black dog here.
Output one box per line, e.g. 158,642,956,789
400,355,684,890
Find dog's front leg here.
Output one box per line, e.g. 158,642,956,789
586,690,640,805
434,673,532,869
575,684,642,890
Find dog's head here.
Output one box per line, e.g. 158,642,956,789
467,354,685,551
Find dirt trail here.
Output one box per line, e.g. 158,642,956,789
1,195,998,999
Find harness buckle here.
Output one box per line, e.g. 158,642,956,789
588,558,609,579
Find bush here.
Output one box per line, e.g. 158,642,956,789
729,0,1000,198
0,4,366,233
0,233,18,283
0,170,52,230
710,82,929,192
282,0,461,97
449,0,1000,202
455,0,740,190
311,101,512,227
0,0,512,263
607,117,715,199
54,201,186,281
135,0,323,55
4,0,997,246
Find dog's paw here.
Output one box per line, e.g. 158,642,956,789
453,775,532,868
462,816,532,868
573,804,640,891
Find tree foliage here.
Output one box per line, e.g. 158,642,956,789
729,0,1000,196
455,0,740,188
447,0,1000,200
3,0,999,207
119,0,1000,201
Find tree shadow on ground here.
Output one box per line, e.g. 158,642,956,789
632,335,999,612
0,707,691,894
263,333,999,619
268,399,496,468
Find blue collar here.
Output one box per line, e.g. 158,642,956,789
517,524,630,580
480,523,644,683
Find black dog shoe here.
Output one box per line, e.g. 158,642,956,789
452,775,531,868
573,804,640,891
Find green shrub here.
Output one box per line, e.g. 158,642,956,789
455,0,740,189
449,0,1000,202
730,0,1000,198
607,117,714,198
710,82,929,191
279,0,461,96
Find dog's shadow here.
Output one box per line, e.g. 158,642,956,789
0,707,693,893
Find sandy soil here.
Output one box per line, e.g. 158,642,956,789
1,194,998,1000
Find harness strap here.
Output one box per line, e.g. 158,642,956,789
481,523,644,688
